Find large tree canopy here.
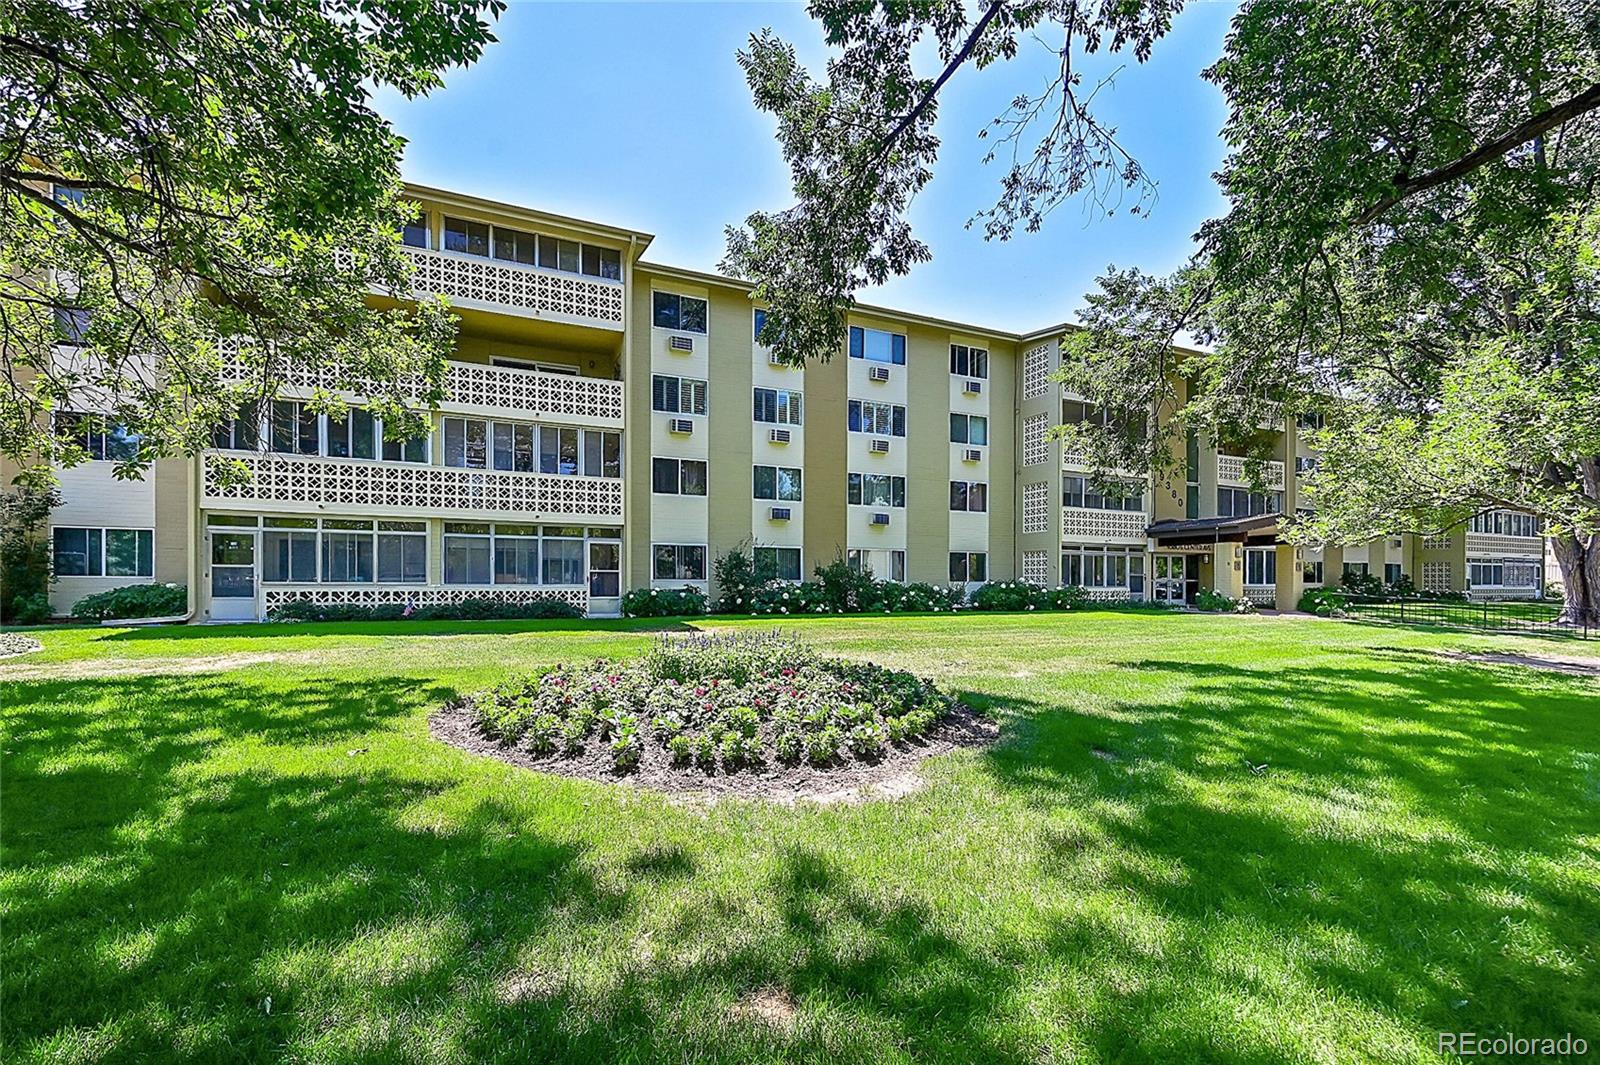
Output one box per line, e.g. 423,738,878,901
0,0,503,483
731,0,1600,620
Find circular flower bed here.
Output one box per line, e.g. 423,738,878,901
436,632,992,800
0,632,43,658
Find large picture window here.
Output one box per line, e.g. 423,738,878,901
1217,486,1281,517
652,457,708,496
653,543,707,581
753,465,803,502
1062,475,1145,512
652,292,709,333
848,326,906,364
755,546,803,581
950,481,988,512
753,387,804,425
440,215,621,280
441,418,620,477
847,472,906,508
651,374,708,415
949,414,989,445
949,552,988,582
55,411,141,461
949,344,988,379
52,527,153,577
1061,545,1145,593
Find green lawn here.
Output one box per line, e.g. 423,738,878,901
3,612,1597,1063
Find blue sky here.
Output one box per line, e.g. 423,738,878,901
377,1,1236,335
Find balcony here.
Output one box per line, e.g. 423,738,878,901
403,246,624,331
219,343,623,428
1062,507,1148,541
1464,532,1544,557
202,451,623,522
1217,454,1285,490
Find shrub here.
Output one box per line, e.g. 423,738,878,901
1340,569,1385,597
877,581,965,614
712,542,772,612
462,630,958,775
1195,588,1256,613
9,592,52,626
971,580,1091,612
1297,586,1348,616
810,555,883,613
71,583,187,621
1386,573,1417,597
269,596,580,623
621,586,707,618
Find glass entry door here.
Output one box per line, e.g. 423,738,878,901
1153,554,1188,603
209,530,259,621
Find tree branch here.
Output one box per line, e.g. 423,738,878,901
872,0,1007,164
1355,81,1600,224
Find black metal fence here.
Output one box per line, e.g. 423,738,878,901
1343,597,1591,639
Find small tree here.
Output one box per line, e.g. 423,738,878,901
0,483,60,623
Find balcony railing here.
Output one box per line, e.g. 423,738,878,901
202,451,623,522
218,342,623,427
1217,455,1285,490
403,246,624,330
1062,507,1148,541
1464,532,1545,557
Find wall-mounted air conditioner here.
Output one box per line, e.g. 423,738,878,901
869,438,890,454
769,506,792,522
668,335,694,354
868,365,891,383
870,512,891,526
769,428,791,444
963,380,983,395
669,418,694,435
963,448,983,463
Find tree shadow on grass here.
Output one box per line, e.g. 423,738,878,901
91,617,706,642
977,649,1600,1057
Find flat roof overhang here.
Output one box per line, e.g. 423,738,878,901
1147,513,1283,547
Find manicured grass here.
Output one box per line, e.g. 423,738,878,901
3,612,1597,1063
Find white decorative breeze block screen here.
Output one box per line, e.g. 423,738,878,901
1022,482,1050,534
1243,587,1277,605
1466,533,1545,557
1021,550,1049,585
1421,560,1452,592
1022,413,1049,466
203,452,624,520
263,585,588,613
1216,455,1286,489
1062,508,1147,540
1022,343,1052,400
404,247,624,327
218,340,622,426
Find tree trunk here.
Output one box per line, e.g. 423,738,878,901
1550,532,1600,626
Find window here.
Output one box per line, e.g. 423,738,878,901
846,549,868,575
753,387,804,425
1468,559,1503,587
652,457,707,496
538,235,580,273
55,412,140,461
1062,545,1145,592
847,472,906,507
653,543,706,581
492,225,537,265
580,244,623,280
848,400,906,437
949,414,989,446
490,523,540,585
1245,548,1277,586
541,529,584,585
382,427,429,464
950,481,988,512
652,292,708,333
54,306,91,344
753,308,768,342
949,344,988,379
1343,561,1370,578
589,538,621,598
753,465,803,502
651,374,708,415
1217,486,1281,517
442,216,491,257
949,552,987,583
1062,475,1145,512
327,409,377,460
376,521,427,583
402,210,429,249
211,403,261,451
1385,563,1403,585
889,549,906,583
53,527,153,577
1295,456,1319,475
443,419,618,477
269,400,320,455
1467,510,1540,537
263,517,318,583
1303,560,1324,585
848,326,906,364
321,519,375,583
755,546,802,581
442,417,489,469
444,523,492,585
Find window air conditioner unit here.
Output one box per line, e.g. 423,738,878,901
869,437,890,454
870,512,891,526
669,418,694,435
769,506,792,522
868,365,891,383
769,428,791,445
668,335,694,354
963,379,983,395
962,448,983,463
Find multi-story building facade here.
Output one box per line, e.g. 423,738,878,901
20,183,1546,620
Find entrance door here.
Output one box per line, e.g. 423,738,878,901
209,529,259,621
1153,554,1188,603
